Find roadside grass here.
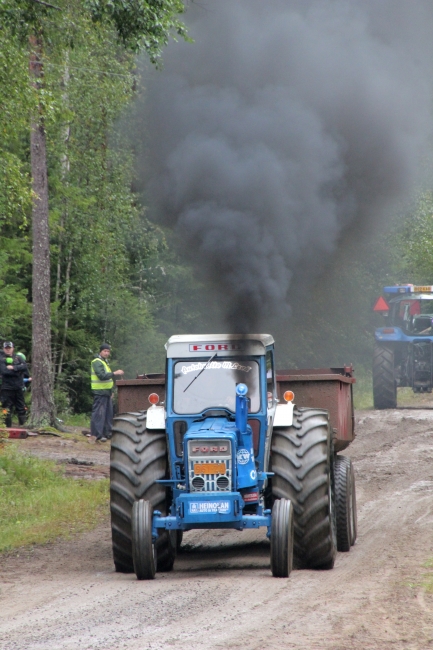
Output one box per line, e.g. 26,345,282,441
352,367,374,410
59,412,91,428
422,559,433,594
351,366,433,410
0,445,108,553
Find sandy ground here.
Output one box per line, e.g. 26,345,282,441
2,409,433,650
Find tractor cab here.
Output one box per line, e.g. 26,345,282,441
388,295,433,335
375,285,433,338
163,334,280,510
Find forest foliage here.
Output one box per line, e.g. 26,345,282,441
0,0,432,415
0,0,195,414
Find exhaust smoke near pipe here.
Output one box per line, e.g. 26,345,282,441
144,0,433,332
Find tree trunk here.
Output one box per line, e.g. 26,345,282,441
29,32,56,428
53,55,71,378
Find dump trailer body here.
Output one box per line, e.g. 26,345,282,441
276,367,355,452
117,374,166,414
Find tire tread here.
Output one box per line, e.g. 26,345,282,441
271,408,336,569
373,344,396,409
110,412,175,573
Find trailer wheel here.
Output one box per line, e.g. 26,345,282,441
335,456,352,552
110,412,175,573
132,500,156,580
349,459,357,546
373,344,396,409
271,408,336,569
270,498,294,578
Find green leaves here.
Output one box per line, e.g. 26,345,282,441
0,0,194,413
84,0,188,62
393,191,433,283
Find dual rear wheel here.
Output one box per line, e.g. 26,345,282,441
271,408,337,569
271,408,357,569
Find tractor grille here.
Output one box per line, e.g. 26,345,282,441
187,439,232,492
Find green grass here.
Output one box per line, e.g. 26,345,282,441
352,366,374,410
422,558,433,594
0,445,108,552
350,366,433,410
59,412,91,428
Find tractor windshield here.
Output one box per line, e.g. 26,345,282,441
390,297,433,334
173,358,260,414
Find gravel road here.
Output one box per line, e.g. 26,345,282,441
1,409,433,650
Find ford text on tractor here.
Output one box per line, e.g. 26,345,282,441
373,285,433,408
110,334,357,579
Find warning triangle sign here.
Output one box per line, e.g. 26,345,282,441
373,296,390,312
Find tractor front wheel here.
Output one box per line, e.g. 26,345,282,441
270,498,294,578
132,500,156,580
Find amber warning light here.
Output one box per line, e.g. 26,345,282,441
148,393,159,405
283,390,294,402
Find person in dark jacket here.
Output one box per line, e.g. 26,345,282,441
90,344,124,442
16,352,32,388
0,342,28,427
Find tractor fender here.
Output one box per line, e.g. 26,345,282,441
146,405,166,430
273,402,294,427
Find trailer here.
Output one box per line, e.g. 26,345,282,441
110,335,357,579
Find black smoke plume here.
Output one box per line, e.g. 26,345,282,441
144,0,433,332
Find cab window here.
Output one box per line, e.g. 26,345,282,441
266,350,276,406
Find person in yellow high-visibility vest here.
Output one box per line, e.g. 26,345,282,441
90,344,124,442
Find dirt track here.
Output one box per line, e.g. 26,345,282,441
2,409,433,650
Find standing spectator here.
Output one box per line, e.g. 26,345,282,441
90,344,124,442
0,342,28,427
16,352,31,423
16,352,32,388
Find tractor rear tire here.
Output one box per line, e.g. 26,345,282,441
334,456,352,552
110,412,175,573
373,344,396,409
270,498,294,578
132,500,156,580
271,408,337,570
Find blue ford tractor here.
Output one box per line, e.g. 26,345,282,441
110,334,357,579
373,285,433,408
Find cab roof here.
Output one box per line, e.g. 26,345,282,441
384,285,433,295
389,294,433,303
165,334,274,359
